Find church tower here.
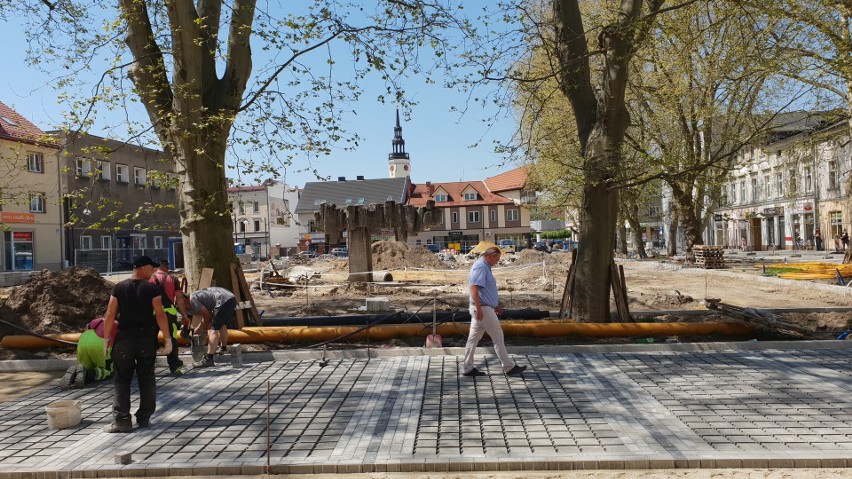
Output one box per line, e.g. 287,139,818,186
388,109,410,178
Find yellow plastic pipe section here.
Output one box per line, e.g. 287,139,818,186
0,321,754,349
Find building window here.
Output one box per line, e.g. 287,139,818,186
27,152,43,173
788,168,797,195
463,192,477,201
253,201,259,213
133,167,147,186
97,161,111,181
80,235,92,251
254,220,261,231
739,181,746,204
452,212,458,223
101,236,112,250
775,171,784,197
166,173,177,191
830,211,843,237
240,221,247,233
649,206,661,218
435,194,447,202
116,164,128,183
468,211,480,223
149,171,161,189
75,158,91,178
29,193,45,213
829,160,838,189
489,210,497,223
154,236,163,249
804,166,813,193
238,202,245,215
763,173,771,199
751,177,759,202
506,209,519,221
729,183,736,204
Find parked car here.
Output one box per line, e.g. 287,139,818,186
498,239,516,253
533,241,551,253
297,250,317,259
424,244,440,253
330,247,348,258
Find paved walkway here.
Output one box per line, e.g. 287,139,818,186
1,341,852,477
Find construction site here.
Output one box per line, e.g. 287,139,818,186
0,242,851,478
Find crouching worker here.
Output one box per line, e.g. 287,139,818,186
60,317,117,389
181,286,236,368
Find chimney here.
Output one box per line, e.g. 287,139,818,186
337,176,346,182
426,181,434,196
356,175,365,181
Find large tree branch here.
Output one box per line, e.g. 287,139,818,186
120,0,173,137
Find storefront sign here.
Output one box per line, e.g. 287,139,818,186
1,212,35,224
448,231,463,239
13,232,33,241
763,207,783,216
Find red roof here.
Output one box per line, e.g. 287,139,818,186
483,165,528,193
408,180,513,208
0,101,58,148
227,185,268,193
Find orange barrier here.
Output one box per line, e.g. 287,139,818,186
0,321,754,349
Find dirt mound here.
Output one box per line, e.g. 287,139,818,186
513,249,572,266
372,241,445,270
1,267,112,336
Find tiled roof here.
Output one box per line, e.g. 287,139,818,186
407,180,513,208
228,185,268,193
295,177,410,213
483,165,528,193
0,101,58,148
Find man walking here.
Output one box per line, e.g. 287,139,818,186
102,256,172,433
181,286,237,368
462,246,526,377
150,258,188,375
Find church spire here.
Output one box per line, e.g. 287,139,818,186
388,109,411,178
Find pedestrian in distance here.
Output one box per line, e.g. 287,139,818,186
814,228,823,251
102,255,172,433
462,246,526,377
59,317,118,389
843,230,849,251
180,286,237,368
150,258,189,375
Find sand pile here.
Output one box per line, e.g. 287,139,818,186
372,241,445,270
0,267,112,337
513,249,572,266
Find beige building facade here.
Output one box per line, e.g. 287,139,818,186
0,102,63,277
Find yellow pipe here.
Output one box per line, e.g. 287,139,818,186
0,321,753,349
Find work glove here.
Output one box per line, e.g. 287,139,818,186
103,342,110,359
180,325,191,341
160,340,173,356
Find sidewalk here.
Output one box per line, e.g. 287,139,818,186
1,341,851,477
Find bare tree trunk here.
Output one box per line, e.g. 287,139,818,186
667,208,679,257
617,210,628,255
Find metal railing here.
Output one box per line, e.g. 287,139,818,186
73,248,169,273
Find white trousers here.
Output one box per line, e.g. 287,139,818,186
463,305,515,373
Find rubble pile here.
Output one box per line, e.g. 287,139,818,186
513,249,572,266
0,267,112,336
371,241,445,270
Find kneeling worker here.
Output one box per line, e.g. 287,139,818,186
181,287,236,367
60,317,117,389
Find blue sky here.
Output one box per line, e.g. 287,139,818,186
0,6,522,188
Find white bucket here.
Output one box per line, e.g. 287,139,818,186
45,400,82,429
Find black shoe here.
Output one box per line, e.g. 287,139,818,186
137,419,150,428
506,365,527,376
195,355,214,368
59,365,76,390
463,368,486,377
73,365,86,388
103,423,132,433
